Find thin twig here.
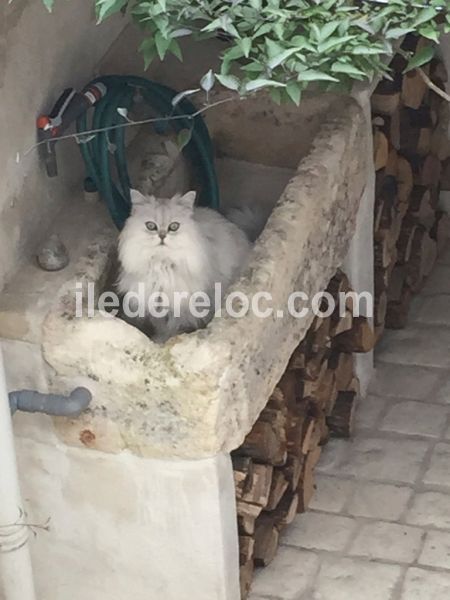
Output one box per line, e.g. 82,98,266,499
417,67,450,103
21,96,240,159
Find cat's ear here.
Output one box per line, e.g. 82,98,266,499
130,189,146,206
178,190,196,210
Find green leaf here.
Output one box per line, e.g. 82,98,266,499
241,62,265,74
200,69,215,92
310,23,321,42
297,70,339,83
253,24,273,39
265,39,284,59
171,28,192,38
331,62,366,77
218,15,239,38
223,45,246,60
404,44,436,73
385,27,414,39
351,45,386,56
169,39,183,62
177,128,193,151
154,31,171,61
418,25,440,43
290,36,316,52
216,74,240,91
139,37,157,70
171,88,200,108
42,0,54,11
267,48,299,70
96,0,128,23
269,87,282,105
238,38,252,58
286,81,301,106
244,79,286,92
414,7,438,28
317,21,340,43
273,23,285,40
318,35,355,54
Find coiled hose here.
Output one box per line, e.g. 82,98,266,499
76,75,220,230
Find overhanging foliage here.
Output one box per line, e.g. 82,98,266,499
41,1,450,104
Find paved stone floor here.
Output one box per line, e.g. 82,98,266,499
250,244,450,600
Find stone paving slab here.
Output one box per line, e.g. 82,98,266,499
435,377,450,404
312,556,402,600
281,513,357,552
354,394,386,429
422,443,450,488
401,568,450,600
370,363,443,400
327,437,429,483
348,521,424,564
376,326,450,369
250,264,450,599
249,546,319,600
409,295,450,326
309,475,354,514
419,530,450,570
346,482,413,522
420,265,450,295
406,491,450,529
380,401,449,438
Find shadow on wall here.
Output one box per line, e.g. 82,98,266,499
0,1,126,292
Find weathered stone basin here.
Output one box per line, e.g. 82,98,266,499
0,93,367,460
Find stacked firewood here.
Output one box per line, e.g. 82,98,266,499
372,34,450,334
234,270,375,598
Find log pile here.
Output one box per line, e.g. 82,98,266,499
372,34,450,336
233,271,375,598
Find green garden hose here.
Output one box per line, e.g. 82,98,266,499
76,75,220,229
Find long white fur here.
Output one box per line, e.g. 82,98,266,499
116,189,251,342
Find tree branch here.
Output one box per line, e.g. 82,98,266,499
417,67,450,103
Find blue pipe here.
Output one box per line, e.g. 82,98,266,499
9,387,92,417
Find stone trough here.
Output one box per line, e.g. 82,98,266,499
0,91,372,600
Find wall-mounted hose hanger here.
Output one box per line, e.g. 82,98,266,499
9,387,92,417
37,75,220,230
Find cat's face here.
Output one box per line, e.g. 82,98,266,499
125,189,196,251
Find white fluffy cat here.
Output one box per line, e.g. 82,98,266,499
116,189,251,342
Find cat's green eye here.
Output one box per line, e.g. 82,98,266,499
168,222,180,232
145,221,157,231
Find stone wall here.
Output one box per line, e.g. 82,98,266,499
0,1,125,291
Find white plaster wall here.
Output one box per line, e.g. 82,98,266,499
439,33,450,213
12,412,240,600
0,1,126,291
344,85,377,394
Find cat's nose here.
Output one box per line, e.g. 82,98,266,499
159,230,167,241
